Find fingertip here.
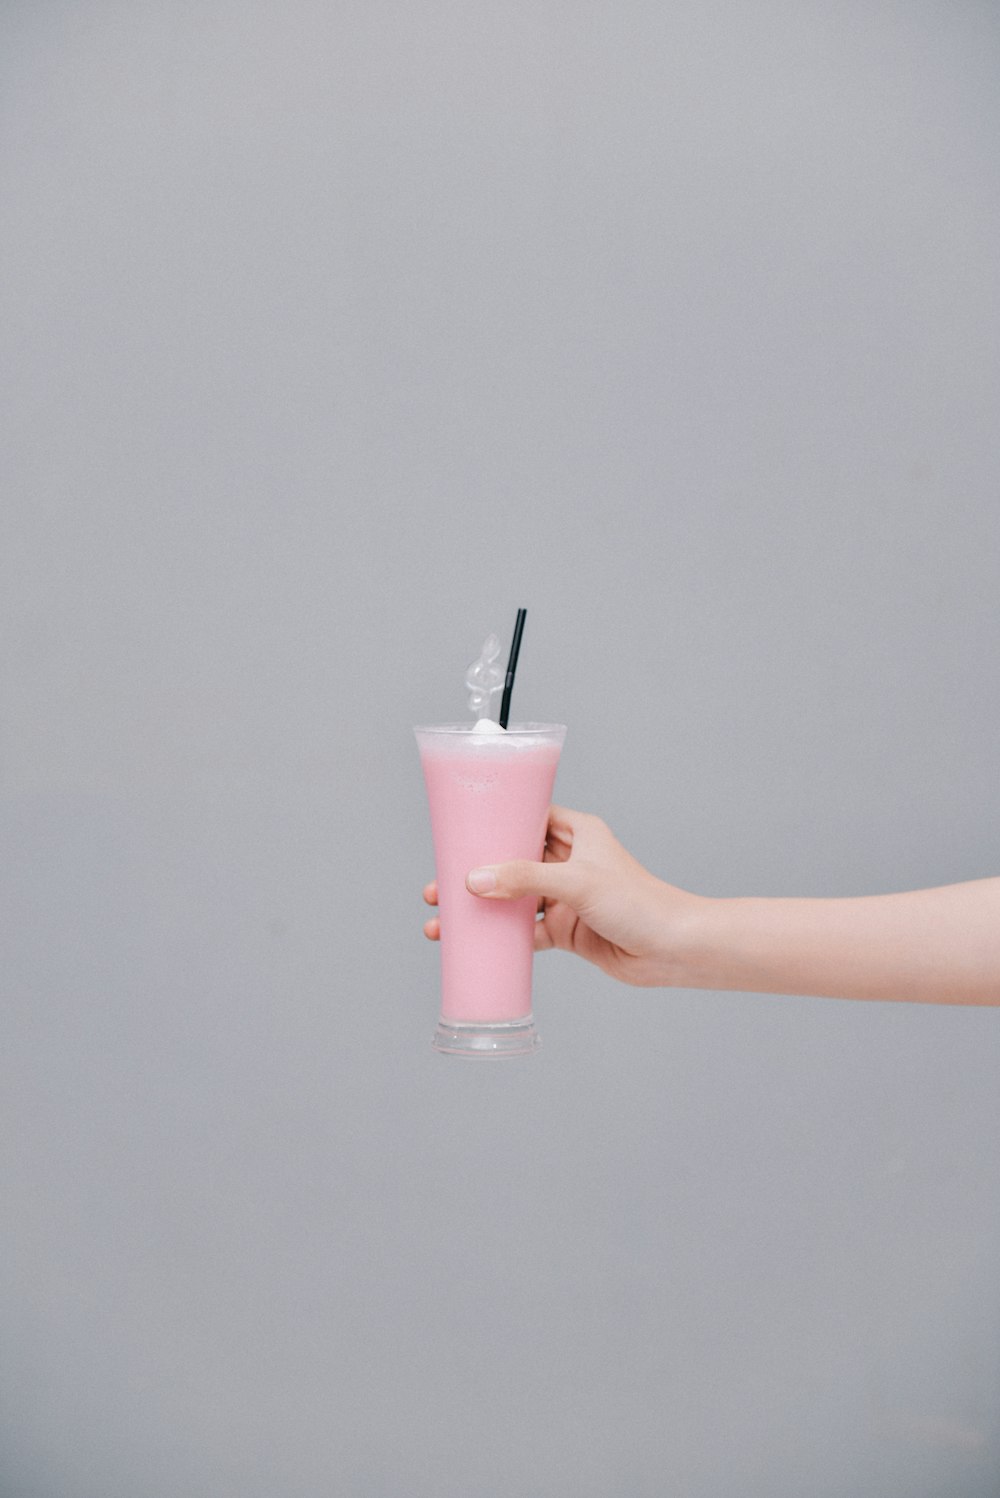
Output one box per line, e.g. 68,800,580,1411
423,917,440,941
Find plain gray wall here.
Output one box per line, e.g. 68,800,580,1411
2,3,999,1495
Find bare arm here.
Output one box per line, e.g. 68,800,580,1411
677,880,1000,1005
422,807,1000,1005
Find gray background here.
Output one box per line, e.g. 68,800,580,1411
2,3,999,1495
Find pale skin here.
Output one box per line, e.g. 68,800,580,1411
422,805,1000,1005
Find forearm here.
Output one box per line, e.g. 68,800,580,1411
670,878,1000,1005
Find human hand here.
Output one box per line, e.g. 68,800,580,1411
423,806,1000,1004
422,804,699,987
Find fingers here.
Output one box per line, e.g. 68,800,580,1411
423,880,439,939
533,909,557,951
463,808,613,907
543,826,572,863
548,805,611,846
466,856,587,907
424,811,601,901
424,805,610,939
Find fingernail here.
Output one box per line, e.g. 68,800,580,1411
467,867,497,894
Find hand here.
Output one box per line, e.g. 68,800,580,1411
422,805,698,987
422,806,1000,1003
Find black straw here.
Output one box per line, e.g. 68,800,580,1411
498,608,527,729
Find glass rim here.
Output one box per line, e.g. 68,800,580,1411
413,721,566,736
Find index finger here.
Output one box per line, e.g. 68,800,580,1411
545,805,585,849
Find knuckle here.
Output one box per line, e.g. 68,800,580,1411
503,860,531,893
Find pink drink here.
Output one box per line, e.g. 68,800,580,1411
416,723,565,1055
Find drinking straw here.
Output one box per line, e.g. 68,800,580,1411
498,608,527,729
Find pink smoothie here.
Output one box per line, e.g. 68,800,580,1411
416,725,564,1025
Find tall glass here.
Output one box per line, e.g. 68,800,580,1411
415,722,566,1057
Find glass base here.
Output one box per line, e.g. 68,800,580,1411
433,1016,540,1058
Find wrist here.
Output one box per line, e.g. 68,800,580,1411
646,882,724,989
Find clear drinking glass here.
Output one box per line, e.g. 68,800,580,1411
415,722,566,1056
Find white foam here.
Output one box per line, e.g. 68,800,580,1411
461,722,564,751
415,723,565,756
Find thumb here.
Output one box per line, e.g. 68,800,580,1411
466,858,585,905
